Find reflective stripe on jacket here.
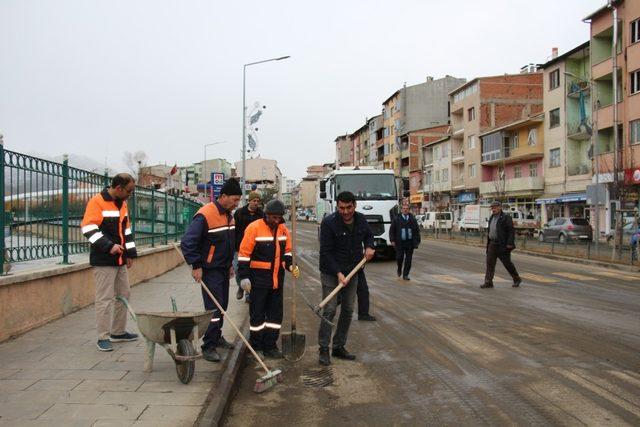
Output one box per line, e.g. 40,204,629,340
180,201,235,270
81,188,137,266
237,219,292,289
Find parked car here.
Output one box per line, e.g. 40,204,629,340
421,211,453,230
415,214,426,228
604,221,638,246
538,217,593,243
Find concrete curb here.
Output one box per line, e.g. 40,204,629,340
196,315,250,427
424,236,640,273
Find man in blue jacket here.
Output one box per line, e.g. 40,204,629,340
181,179,242,362
318,191,375,366
389,201,421,280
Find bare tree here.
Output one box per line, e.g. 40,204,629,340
123,151,148,179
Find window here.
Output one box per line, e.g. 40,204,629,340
433,146,440,159
442,168,449,182
468,135,476,149
442,142,449,158
468,163,476,178
529,163,538,177
468,107,476,121
549,69,560,90
528,128,537,146
549,148,561,168
631,119,640,145
511,134,519,150
549,108,560,128
383,127,389,137
631,70,640,95
514,165,522,178
435,170,440,182
632,19,640,44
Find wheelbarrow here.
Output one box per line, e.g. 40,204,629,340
116,296,213,384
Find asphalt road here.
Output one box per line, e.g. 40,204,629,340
224,222,640,426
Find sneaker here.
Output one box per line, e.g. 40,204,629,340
319,347,331,366
480,283,494,289
358,314,377,321
332,346,356,360
202,347,221,362
235,287,244,300
97,339,113,352
513,278,522,288
216,336,235,349
110,332,139,342
263,348,283,359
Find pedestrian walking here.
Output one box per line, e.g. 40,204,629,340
81,173,139,352
180,179,242,362
237,199,300,359
318,191,375,366
356,270,376,321
233,191,263,302
481,201,522,289
389,202,421,280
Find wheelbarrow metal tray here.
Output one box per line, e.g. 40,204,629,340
135,311,213,345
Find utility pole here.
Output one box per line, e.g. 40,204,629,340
609,1,623,259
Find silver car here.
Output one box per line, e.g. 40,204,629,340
539,217,593,243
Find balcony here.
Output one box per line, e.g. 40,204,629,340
566,120,592,141
567,80,590,99
451,176,464,190
568,164,591,176
481,148,543,166
479,176,544,195
452,150,465,164
452,128,465,139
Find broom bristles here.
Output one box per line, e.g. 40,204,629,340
253,369,283,393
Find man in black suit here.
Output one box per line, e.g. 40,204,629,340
389,201,421,280
481,201,522,289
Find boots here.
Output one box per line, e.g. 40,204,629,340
318,347,331,366
332,346,356,360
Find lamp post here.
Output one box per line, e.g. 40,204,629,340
203,141,227,200
564,70,599,254
242,56,290,197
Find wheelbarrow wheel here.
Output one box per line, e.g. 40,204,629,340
175,339,195,384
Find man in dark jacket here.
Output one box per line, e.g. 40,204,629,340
482,201,522,289
389,202,421,280
181,179,242,362
318,191,375,366
233,191,263,301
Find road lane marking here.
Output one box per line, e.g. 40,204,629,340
519,273,558,283
430,275,464,284
591,271,640,281
552,272,597,281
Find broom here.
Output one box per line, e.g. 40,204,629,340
172,243,282,393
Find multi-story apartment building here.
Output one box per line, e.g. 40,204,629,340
382,76,466,180
368,115,384,168
449,72,544,215
584,0,640,234
409,125,450,213
335,134,353,168
479,113,545,218
540,42,593,223
234,158,283,199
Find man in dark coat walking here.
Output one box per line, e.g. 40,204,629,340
389,202,421,280
481,201,522,289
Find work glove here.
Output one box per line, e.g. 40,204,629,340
240,279,251,294
289,265,300,279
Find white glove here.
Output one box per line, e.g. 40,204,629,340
240,279,251,293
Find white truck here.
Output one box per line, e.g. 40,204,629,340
317,167,400,258
458,204,492,231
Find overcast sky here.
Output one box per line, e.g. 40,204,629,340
1,0,604,181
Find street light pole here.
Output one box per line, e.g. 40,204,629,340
242,55,290,197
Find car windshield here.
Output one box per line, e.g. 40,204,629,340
436,213,450,220
335,174,397,200
570,218,589,226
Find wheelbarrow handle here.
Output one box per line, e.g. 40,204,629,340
116,295,138,323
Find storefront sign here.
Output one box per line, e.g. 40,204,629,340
410,194,423,204
456,192,476,203
624,168,640,184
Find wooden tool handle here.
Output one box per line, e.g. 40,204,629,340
290,197,298,329
318,257,367,310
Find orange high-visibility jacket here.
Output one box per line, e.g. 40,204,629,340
81,189,137,266
237,219,292,290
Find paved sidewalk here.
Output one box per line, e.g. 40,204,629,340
0,265,248,426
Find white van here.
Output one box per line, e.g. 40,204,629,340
422,211,453,230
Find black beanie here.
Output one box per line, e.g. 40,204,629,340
220,178,242,196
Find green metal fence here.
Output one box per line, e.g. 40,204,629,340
1,146,202,269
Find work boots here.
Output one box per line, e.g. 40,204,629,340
318,347,331,366
332,346,356,360
202,347,221,362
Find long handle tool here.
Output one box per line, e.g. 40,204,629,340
308,257,367,319
172,243,282,393
281,197,306,362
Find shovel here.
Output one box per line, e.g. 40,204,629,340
281,196,306,361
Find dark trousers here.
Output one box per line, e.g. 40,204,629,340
484,242,520,284
356,270,370,316
201,268,230,350
318,272,358,350
248,286,283,351
396,244,414,277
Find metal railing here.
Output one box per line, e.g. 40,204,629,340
1,146,203,269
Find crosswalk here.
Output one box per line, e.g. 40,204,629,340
403,270,639,285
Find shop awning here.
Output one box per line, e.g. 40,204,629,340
535,193,587,204
535,197,557,205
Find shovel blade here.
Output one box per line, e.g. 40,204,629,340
281,331,306,362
